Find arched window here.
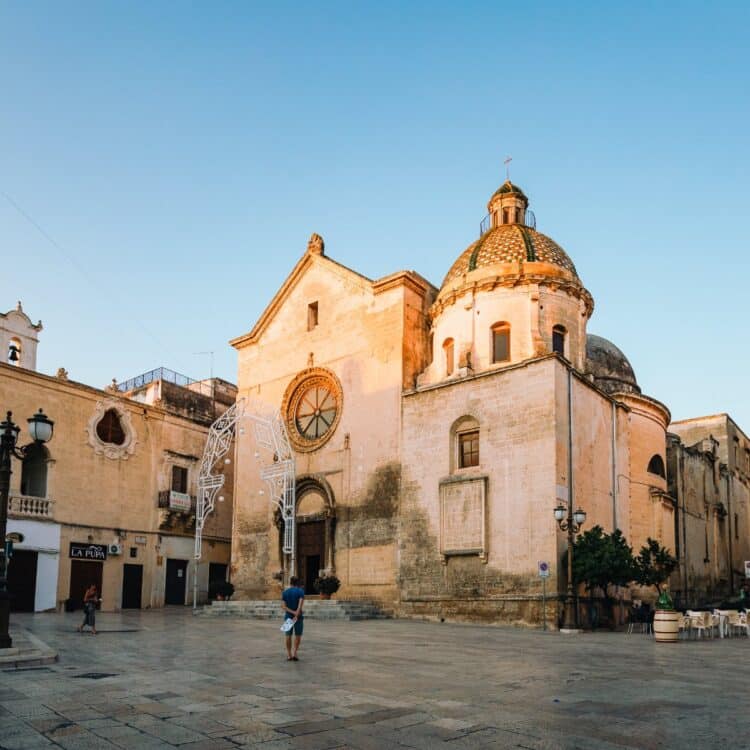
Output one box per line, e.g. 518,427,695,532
552,325,567,356
443,338,455,376
491,323,510,363
451,415,480,472
96,408,126,446
21,443,49,497
7,337,21,365
647,454,666,478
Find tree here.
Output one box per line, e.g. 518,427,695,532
634,538,678,595
571,525,637,615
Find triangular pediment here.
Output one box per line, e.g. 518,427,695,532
229,245,372,350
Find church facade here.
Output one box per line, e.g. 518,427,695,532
229,181,746,624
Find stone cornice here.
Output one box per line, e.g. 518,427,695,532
430,267,594,320
372,270,437,297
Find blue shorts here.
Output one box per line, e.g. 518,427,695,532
284,617,303,636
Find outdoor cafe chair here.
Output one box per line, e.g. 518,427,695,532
677,613,692,639
729,611,749,637
686,610,711,638
717,610,738,637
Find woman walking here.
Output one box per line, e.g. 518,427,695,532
77,583,99,635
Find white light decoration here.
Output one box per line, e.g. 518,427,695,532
193,397,297,608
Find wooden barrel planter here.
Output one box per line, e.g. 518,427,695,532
654,610,680,642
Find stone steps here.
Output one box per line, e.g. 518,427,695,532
196,599,390,621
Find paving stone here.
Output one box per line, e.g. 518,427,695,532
0,732,56,750
54,731,121,749
175,739,239,750
138,720,208,744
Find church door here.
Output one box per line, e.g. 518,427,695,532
297,521,325,595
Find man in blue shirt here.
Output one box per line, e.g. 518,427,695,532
281,576,305,661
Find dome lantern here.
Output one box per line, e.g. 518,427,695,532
487,181,529,228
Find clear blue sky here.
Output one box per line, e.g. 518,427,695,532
2,2,749,428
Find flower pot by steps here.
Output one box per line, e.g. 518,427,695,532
320,593,331,600
654,610,680,642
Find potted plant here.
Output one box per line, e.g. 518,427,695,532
209,580,235,602
635,538,678,642
313,575,340,600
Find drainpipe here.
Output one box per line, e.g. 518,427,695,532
611,402,617,531
726,470,734,595
679,451,689,606
567,367,575,625
568,369,574,519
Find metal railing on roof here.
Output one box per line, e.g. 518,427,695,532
117,367,214,397
479,208,536,236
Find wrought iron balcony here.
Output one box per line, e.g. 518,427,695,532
157,490,197,513
8,494,55,519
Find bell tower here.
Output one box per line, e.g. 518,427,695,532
0,301,43,371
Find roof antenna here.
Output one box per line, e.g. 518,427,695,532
194,351,214,381
504,155,513,182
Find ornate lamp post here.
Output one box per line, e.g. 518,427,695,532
0,409,54,648
554,502,587,631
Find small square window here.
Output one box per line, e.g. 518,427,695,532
307,301,319,331
129,547,138,558
459,430,479,468
171,465,188,494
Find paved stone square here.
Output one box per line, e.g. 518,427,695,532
1,609,748,749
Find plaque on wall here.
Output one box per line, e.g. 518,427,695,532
439,476,487,560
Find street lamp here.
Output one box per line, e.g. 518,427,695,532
553,501,587,631
0,409,54,648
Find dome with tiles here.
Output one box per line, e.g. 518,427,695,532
442,223,579,288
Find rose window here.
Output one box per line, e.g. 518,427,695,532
283,369,343,452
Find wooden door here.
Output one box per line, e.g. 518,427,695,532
69,560,103,611
8,550,37,612
297,521,325,595
121,564,143,609
165,559,187,605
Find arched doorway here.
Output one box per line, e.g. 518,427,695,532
295,476,335,595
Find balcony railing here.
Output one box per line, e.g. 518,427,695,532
8,494,54,519
479,208,536,236
117,367,215,397
157,490,197,513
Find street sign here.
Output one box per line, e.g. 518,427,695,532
538,561,550,579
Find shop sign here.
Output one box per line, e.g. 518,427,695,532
169,490,192,511
70,542,107,561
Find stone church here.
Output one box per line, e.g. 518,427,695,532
229,180,748,624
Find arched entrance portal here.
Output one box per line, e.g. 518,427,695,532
295,476,335,595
